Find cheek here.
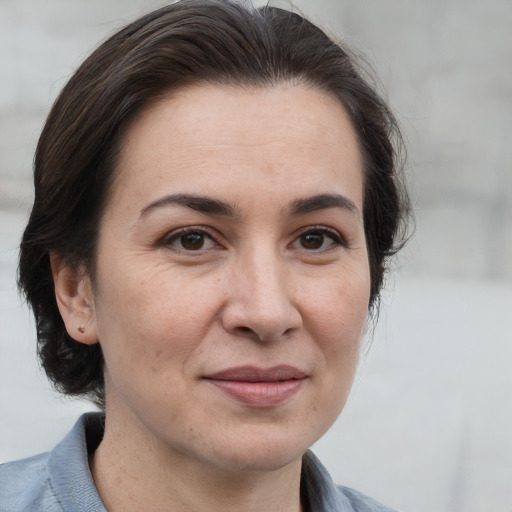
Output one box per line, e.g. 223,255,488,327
92,260,223,368
303,265,370,349
301,271,368,438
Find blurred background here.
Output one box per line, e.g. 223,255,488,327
0,1,511,511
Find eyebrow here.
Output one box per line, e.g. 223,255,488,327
140,193,235,218
288,193,359,217
140,192,359,219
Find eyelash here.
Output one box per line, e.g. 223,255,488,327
159,226,220,252
293,225,346,251
159,225,346,253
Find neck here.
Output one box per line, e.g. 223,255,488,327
89,413,304,512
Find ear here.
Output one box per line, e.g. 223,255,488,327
50,253,99,345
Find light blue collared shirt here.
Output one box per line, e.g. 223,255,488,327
0,413,398,512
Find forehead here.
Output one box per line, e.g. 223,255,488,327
130,83,354,142
110,84,363,211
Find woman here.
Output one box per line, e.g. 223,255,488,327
0,1,410,511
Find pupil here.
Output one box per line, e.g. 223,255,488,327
301,232,324,249
181,233,204,250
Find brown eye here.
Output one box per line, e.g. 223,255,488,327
180,232,205,250
163,228,217,251
293,227,344,252
300,232,325,250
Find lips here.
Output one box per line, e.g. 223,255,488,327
204,365,307,407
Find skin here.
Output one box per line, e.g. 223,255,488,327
53,84,371,512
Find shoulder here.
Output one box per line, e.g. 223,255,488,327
0,452,62,511
0,413,105,512
302,450,400,512
336,485,399,512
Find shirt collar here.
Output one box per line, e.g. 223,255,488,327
47,413,106,512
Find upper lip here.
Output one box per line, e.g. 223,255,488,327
205,365,307,382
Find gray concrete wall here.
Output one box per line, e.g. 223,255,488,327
1,1,511,511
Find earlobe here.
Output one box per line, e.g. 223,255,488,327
50,253,99,345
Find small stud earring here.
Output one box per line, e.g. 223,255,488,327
77,325,85,334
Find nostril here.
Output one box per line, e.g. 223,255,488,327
236,326,254,335
221,298,303,342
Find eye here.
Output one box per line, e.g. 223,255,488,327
162,228,218,251
293,227,344,251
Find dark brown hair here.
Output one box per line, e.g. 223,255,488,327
18,0,411,407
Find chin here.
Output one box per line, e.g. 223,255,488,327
203,432,313,473
216,450,302,474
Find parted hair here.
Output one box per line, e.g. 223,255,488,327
18,0,411,407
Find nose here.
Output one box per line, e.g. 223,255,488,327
220,247,303,342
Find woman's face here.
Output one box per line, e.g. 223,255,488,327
82,84,370,471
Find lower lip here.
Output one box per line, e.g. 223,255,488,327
208,379,304,407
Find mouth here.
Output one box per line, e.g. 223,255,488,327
204,365,307,407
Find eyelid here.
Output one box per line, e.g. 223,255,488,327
292,225,347,248
158,225,223,251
